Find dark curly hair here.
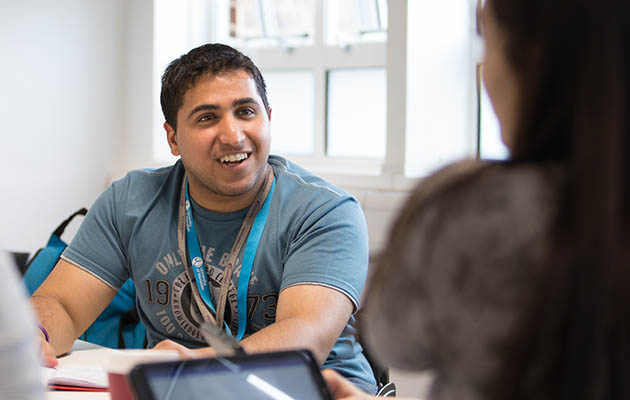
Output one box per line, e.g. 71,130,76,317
160,43,269,130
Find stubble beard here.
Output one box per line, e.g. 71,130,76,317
197,162,268,199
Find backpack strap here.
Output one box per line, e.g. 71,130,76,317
23,208,88,293
53,208,87,238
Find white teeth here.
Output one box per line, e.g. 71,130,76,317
220,153,248,163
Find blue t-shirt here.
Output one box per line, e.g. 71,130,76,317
62,155,375,389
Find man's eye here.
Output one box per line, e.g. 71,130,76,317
198,114,216,122
237,108,255,117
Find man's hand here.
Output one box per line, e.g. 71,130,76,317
322,369,375,400
38,335,58,368
322,369,419,400
153,339,216,359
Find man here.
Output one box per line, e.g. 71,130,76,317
31,43,376,393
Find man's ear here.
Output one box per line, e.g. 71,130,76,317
267,106,272,122
164,122,180,156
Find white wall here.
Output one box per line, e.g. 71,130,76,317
119,0,156,171
0,0,158,253
0,0,126,252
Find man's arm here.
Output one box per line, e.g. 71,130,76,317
156,283,354,365
31,259,117,356
239,284,354,364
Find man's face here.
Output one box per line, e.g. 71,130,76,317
165,70,271,211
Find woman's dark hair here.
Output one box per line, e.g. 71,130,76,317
160,43,269,130
488,0,630,398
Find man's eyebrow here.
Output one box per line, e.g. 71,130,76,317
188,104,219,119
233,97,259,107
187,98,260,119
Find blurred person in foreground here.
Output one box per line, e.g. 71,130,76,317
0,251,46,399
323,0,630,399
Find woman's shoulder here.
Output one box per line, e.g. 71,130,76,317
364,159,564,377
413,159,563,220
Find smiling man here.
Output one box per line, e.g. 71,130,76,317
31,44,376,394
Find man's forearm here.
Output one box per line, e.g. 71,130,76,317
239,285,352,364
31,295,80,356
187,316,338,364
239,317,338,365
166,285,353,364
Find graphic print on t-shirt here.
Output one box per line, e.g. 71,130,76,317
171,263,240,341
147,245,242,343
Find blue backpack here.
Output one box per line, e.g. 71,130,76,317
23,208,146,349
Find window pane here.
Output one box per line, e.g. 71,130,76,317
327,0,388,45
231,0,263,39
327,68,386,159
264,70,314,155
405,0,475,176
270,0,315,38
231,0,314,46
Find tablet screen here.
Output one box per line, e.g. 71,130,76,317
129,350,333,400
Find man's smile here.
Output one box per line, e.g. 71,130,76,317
219,152,250,164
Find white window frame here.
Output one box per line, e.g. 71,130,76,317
152,0,480,193
220,1,395,186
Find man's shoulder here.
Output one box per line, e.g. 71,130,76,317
100,161,184,213
409,160,562,251
412,159,562,210
268,155,352,201
119,162,179,182
112,161,183,192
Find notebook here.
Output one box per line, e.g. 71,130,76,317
128,350,333,400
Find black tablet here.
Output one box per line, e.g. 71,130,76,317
128,349,333,400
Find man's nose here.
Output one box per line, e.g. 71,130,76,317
218,115,245,146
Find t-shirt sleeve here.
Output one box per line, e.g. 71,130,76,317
62,180,131,290
279,195,369,311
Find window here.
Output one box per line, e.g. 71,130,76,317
153,0,388,177
326,0,388,45
230,0,315,47
326,68,386,159
152,0,502,188
225,0,388,171
263,69,314,155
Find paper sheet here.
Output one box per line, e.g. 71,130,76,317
41,348,118,389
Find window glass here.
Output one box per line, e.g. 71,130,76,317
231,0,315,47
231,0,263,39
405,0,476,176
264,69,315,155
272,0,315,38
326,0,387,45
327,68,386,158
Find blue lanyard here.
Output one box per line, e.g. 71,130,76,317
184,177,276,340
